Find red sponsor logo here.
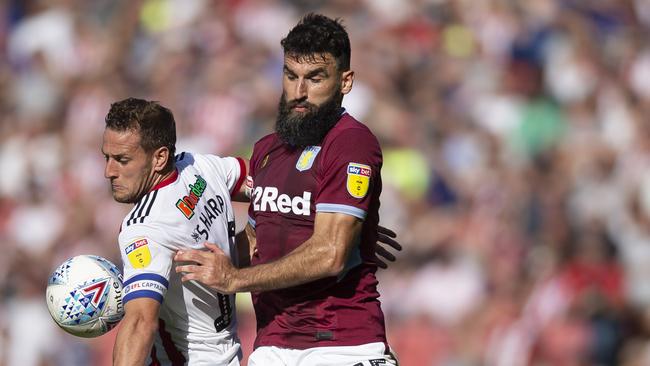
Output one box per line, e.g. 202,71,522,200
176,175,207,219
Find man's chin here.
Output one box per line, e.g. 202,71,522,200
288,110,310,118
111,191,132,204
276,91,342,148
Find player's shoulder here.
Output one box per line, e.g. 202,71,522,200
250,133,281,166
339,112,371,129
174,151,192,164
325,112,380,147
175,151,217,177
253,133,280,151
177,150,235,168
175,151,206,170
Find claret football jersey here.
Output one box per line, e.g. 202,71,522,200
247,111,388,349
118,152,246,365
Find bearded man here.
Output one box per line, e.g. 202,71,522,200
176,13,397,366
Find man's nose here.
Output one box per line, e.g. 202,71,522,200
294,78,308,100
105,159,117,179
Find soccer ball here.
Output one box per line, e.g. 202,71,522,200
46,254,124,338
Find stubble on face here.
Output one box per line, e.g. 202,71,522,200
110,160,154,204
103,128,156,205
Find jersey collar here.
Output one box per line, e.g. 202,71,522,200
150,169,178,192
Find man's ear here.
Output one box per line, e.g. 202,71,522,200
340,70,354,95
152,146,170,173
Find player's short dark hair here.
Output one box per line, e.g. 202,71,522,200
281,13,351,71
105,97,176,161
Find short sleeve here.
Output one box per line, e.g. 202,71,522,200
247,142,263,228
119,226,174,304
315,129,382,220
203,155,247,197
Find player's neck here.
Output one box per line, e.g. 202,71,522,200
148,165,177,193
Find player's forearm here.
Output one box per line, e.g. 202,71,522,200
230,233,344,293
113,314,157,366
234,230,251,268
234,224,257,268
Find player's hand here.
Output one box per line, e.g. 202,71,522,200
374,225,402,269
174,243,237,294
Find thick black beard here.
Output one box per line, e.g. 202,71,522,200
275,92,343,149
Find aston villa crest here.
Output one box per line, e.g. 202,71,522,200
296,146,321,172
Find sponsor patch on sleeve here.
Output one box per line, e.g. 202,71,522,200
346,163,371,199
125,238,152,269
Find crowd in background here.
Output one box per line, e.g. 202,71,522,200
1,0,650,365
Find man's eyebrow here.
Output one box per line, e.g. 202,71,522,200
283,65,328,78
305,67,328,78
103,152,128,160
283,65,296,75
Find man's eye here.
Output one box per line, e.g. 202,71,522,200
310,78,322,83
286,74,297,80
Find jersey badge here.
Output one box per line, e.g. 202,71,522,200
296,146,321,172
346,163,371,199
176,174,207,219
125,238,151,269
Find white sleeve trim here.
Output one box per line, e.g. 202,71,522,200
316,203,367,220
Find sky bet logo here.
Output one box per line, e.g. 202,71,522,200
347,164,371,177
176,175,207,219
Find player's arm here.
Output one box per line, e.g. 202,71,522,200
196,154,250,202
231,158,250,202
234,223,256,268
113,298,160,366
175,211,360,294
114,231,171,366
233,212,359,291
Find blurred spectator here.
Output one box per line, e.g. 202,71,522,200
2,1,650,365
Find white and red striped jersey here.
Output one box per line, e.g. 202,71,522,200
118,152,246,366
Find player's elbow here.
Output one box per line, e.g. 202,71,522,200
310,229,353,278
123,310,159,336
320,246,348,278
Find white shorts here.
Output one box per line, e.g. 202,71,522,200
247,341,398,366
149,335,242,366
